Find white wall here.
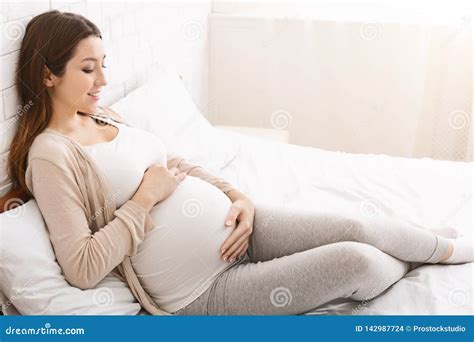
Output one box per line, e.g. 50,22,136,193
0,0,212,196
208,4,472,161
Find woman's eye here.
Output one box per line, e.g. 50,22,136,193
82,65,106,73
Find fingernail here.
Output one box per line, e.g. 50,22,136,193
223,256,227,261
221,249,226,254
226,221,231,225
230,257,235,262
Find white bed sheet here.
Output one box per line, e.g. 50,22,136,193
191,131,473,315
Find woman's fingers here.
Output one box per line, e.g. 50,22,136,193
221,216,250,250
177,172,186,181
168,167,186,181
232,240,249,261
225,203,241,227
221,227,251,261
169,167,179,176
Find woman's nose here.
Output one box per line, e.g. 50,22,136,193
95,68,108,87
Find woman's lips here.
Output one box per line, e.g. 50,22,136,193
87,92,100,101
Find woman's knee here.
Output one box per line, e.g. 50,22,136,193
334,241,380,274
341,217,371,242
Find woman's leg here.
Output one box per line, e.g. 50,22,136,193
245,202,451,264
175,241,410,315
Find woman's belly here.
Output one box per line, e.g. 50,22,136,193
130,176,241,312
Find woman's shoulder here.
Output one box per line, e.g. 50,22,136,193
28,131,74,164
25,133,76,195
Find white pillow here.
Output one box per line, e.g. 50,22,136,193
110,67,240,174
0,199,142,315
0,290,19,315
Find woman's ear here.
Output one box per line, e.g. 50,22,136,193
43,65,54,87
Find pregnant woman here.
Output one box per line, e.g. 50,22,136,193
9,11,472,315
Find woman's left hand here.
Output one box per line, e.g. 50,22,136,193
220,191,255,262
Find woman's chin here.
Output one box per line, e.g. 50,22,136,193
79,103,99,114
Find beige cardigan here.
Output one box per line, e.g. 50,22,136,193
24,107,237,315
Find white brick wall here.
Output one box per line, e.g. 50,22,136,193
0,0,211,196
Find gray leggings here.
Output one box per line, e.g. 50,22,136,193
173,202,449,315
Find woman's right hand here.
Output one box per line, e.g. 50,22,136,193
131,164,186,211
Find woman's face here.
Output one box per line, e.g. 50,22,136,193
45,35,107,114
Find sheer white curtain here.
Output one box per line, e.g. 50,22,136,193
412,20,472,161
210,1,472,161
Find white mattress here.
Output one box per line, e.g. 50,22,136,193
197,131,473,315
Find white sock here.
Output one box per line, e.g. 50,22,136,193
429,227,459,239
440,238,474,264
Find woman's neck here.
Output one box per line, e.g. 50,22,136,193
47,106,90,135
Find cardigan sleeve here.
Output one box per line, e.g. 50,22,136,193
26,158,154,290
166,153,238,194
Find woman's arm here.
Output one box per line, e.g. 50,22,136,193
225,189,248,202
26,158,154,290
166,153,239,198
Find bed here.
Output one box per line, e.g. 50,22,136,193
211,132,473,315
1,69,472,316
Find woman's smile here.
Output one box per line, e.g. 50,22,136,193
87,90,101,101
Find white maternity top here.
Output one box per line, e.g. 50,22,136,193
83,116,244,313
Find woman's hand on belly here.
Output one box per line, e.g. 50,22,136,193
132,164,187,210
220,194,255,262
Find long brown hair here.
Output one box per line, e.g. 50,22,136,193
7,10,102,198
